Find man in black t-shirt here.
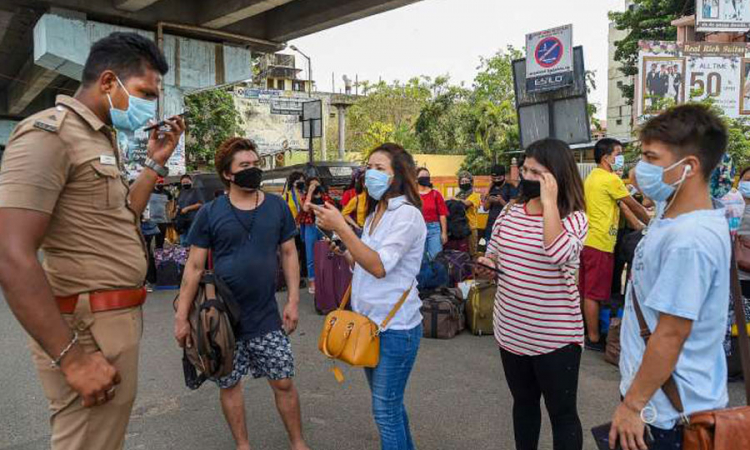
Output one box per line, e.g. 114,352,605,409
174,138,310,450
483,164,519,241
175,174,202,246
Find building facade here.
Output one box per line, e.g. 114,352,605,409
606,0,635,141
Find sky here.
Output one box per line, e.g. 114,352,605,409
289,0,625,120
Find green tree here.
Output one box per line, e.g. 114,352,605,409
609,0,688,104
345,77,431,153
184,89,243,170
414,77,474,153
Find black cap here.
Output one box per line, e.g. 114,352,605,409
491,165,506,176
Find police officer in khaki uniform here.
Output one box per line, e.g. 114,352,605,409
0,32,185,449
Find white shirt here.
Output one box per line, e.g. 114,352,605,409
352,196,427,331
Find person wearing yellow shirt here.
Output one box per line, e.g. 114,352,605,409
342,191,368,230
580,139,651,352
282,171,305,221
451,171,482,255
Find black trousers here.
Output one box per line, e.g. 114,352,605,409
500,344,583,450
144,232,165,284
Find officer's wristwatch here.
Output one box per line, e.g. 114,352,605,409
144,157,169,177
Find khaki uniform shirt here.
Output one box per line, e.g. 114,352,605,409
0,95,147,296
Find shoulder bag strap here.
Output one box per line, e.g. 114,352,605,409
337,281,414,332
631,287,686,414
730,248,750,404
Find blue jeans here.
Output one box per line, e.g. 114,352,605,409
424,222,443,260
364,324,422,450
301,224,322,281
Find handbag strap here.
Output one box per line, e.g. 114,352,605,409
338,282,414,331
632,245,750,412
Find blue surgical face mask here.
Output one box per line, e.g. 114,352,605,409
634,158,688,203
739,181,750,198
365,169,392,201
107,76,157,133
612,155,625,171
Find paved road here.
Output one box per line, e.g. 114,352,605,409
0,289,745,449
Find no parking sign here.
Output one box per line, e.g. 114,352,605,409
526,24,574,93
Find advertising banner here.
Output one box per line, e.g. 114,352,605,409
696,0,750,33
637,40,750,119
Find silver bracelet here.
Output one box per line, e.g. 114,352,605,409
50,332,79,369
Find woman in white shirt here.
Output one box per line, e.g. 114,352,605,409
312,143,426,450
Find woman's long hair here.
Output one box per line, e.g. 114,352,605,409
517,138,585,218
366,143,422,216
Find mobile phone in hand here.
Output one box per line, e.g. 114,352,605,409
317,226,347,253
591,423,654,450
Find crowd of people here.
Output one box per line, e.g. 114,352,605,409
0,31,747,450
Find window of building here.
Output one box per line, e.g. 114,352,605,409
616,119,623,126
293,80,305,92
277,79,285,90
617,81,623,88
267,79,274,89
619,106,623,116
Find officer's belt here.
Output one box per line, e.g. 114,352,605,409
55,287,147,314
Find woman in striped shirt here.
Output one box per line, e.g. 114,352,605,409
477,138,588,450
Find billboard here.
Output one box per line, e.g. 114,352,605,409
696,0,750,33
232,88,316,156
525,24,574,93
119,131,186,180
636,40,750,119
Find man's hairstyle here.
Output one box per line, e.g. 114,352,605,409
594,138,622,164
491,164,506,177
82,32,169,86
215,137,260,187
639,104,728,179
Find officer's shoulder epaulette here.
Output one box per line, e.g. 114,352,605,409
31,106,69,133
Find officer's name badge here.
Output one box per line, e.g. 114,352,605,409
99,155,117,166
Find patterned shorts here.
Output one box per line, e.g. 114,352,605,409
215,330,295,389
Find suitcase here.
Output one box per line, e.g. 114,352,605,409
444,238,470,253
604,318,622,366
421,288,464,339
313,240,352,314
466,281,495,336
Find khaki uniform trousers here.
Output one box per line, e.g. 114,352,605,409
29,294,143,450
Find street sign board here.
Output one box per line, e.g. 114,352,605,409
302,119,322,138
636,40,750,119
525,24,574,93
302,100,322,121
696,0,750,33
513,46,590,148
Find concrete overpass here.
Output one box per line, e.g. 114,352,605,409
0,0,422,145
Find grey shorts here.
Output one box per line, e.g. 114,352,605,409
215,330,295,389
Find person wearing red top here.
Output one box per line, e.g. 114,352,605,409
297,177,331,294
417,168,449,258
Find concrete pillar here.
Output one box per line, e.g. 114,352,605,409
337,104,346,160
0,120,19,147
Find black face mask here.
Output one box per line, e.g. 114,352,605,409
294,181,305,191
417,176,431,187
232,167,263,190
156,185,164,192
520,179,541,199
460,183,472,191
492,178,505,187
181,183,192,190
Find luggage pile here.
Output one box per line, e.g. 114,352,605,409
155,245,189,289
417,249,497,339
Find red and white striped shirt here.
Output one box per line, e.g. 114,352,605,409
486,203,588,356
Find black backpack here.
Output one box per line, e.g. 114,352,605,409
445,200,471,240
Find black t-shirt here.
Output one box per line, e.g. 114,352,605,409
177,188,203,223
188,193,297,339
487,182,520,230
